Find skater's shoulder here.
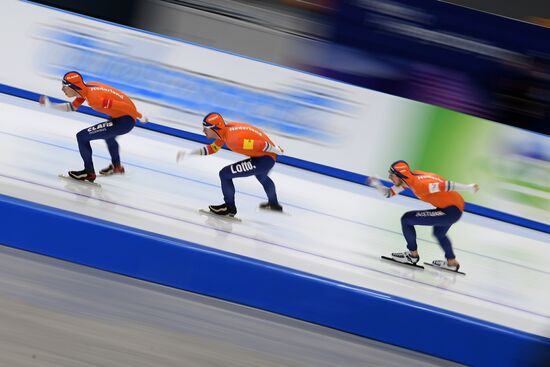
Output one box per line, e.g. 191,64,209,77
410,171,445,183
226,122,268,139
86,82,126,99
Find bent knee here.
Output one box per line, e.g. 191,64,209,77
76,129,90,142
401,211,415,224
219,166,232,179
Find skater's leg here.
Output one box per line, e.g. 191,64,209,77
76,129,96,172
103,116,134,166
219,166,237,209
212,156,276,215
433,225,455,260
399,206,462,268
252,156,280,209
401,211,420,253
432,206,462,265
105,138,120,165
100,137,125,175
75,116,133,172
399,207,457,256
215,157,259,213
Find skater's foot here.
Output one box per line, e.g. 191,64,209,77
391,251,420,264
208,203,237,217
431,259,460,272
99,164,125,176
68,169,96,182
259,202,283,212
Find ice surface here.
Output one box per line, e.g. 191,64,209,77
1,94,548,337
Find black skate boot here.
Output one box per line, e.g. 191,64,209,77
259,202,283,212
68,169,96,182
208,203,237,217
99,164,125,176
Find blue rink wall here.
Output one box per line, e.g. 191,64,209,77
1,193,549,367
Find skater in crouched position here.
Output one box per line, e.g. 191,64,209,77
39,71,145,182
368,160,479,272
177,112,283,217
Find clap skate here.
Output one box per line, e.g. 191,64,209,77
99,164,125,176
424,260,466,275
199,203,241,222
259,202,283,212
381,251,424,269
58,169,101,187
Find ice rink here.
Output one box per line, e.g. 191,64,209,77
0,93,549,342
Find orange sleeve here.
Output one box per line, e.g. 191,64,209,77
389,184,405,196
205,139,224,155
71,97,85,110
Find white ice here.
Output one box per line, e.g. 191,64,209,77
0,94,549,338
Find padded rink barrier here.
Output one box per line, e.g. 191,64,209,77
1,193,549,367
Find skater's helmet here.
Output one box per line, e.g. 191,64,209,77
202,112,226,131
62,71,86,91
389,160,411,180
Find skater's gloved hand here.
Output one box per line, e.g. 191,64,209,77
367,175,391,197
39,95,51,108
470,183,480,193
366,175,382,187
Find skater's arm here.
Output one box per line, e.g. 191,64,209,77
367,176,404,198
176,139,224,162
428,181,480,193
201,139,223,155
39,96,81,112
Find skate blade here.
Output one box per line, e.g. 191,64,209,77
257,208,291,216
381,256,424,269
424,262,466,275
199,209,241,222
58,174,101,187
99,171,125,176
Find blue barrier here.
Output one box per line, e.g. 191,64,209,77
1,193,549,366
1,83,548,234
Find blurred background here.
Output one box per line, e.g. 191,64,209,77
33,0,550,134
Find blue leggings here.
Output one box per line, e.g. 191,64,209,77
219,155,278,209
401,206,462,259
76,115,134,172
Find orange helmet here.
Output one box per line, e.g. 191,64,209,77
62,71,86,91
202,112,226,131
389,160,411,180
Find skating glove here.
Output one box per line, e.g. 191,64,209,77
367,175,391,198
176,149,202,162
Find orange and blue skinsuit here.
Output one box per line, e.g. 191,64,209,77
387,161,465,260
197,113,282,211
63,71,142,172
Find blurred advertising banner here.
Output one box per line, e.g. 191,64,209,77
294,0,550,133
0,1,548,224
